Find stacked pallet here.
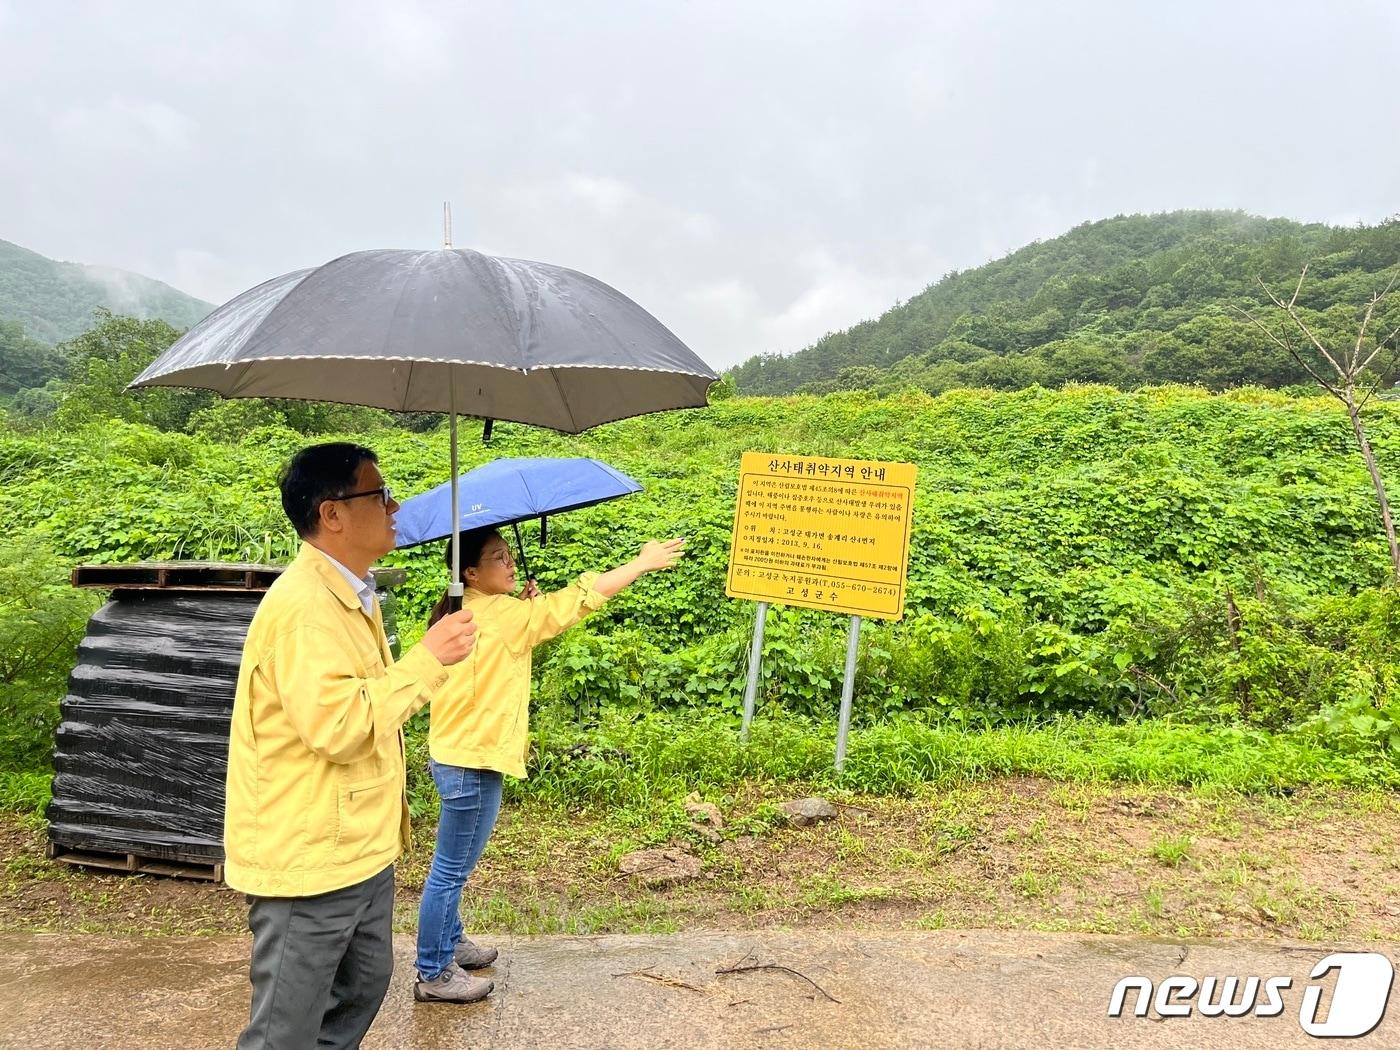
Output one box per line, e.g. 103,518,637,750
47,562,404,881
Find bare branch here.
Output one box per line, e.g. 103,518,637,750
1356,274,1400,370
1264,266,1400,582
1357,343,1400,410
1288,263,1309,310
1352,292,1386,374
1128,665,1177,703
1256,275,1348,377
612,968,709,993
1234,304,1343,399
1381,316,1400,350
1359,338,1396,378
1358,372,1388,412
1355,296,1400,378
1362,314,1400,377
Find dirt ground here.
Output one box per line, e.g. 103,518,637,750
4,777,1399,943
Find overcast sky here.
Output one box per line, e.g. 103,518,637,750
2,1,1398,368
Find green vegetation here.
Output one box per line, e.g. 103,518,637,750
499,711,1399,811
4,305,1400,808
0,538,98,805
731,211,1400,397
0,319,64,399
1151,834,1195,867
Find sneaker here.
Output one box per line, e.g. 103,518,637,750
454,937,499,970
414,966,494,1004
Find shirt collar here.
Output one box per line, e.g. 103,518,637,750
314,547,377,617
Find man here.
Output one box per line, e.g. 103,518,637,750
226,443,482,1050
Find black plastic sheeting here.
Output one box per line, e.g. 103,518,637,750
48,585,401,866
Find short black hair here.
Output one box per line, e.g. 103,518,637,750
279,443,378,538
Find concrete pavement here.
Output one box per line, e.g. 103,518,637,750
1,928,1397,1048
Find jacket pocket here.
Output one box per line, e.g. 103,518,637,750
358,643,385,678
334,770,397,864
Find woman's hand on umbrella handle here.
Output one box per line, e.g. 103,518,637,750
636,538,686,573
521,578,541,599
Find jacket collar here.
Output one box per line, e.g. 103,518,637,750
296,542,366,614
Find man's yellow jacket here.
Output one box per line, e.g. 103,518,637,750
223,543,447,896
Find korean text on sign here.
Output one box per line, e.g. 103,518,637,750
725,452,917,619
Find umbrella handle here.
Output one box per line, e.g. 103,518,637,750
447,580,464,614
511,521,533,581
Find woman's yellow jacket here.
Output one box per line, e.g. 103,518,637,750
430,573,608,777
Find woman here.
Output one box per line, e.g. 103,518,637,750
413,525,685,1003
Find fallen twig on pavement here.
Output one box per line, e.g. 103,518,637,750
611,967,708,992
715,962,841,1004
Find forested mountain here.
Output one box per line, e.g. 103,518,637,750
0,238,211,345
730,211,1400,396
0,238,212,398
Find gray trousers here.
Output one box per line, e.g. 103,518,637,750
237,864,396,1050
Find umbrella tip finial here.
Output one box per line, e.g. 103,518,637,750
443,201,453,249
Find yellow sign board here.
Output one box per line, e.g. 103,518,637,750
726,452,917,620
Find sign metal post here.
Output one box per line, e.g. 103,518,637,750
834,615,862,771
740,601,768,743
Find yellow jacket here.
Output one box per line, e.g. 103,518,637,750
430,573,607,777
224,543,448,896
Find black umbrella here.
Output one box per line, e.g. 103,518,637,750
129,248,716,604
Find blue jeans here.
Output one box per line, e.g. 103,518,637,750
414,762,503,980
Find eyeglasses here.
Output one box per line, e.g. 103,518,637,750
332,485,394,508
487,549,515,567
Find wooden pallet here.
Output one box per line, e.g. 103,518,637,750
47,842,224,883
71,562,282,592
70,561,407,593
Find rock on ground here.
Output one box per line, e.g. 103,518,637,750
684,793,725,830
781,797,838,826
618,847,702,888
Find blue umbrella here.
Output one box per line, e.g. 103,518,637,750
394,457,642,577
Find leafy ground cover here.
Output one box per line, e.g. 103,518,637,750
8,382,1400,752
